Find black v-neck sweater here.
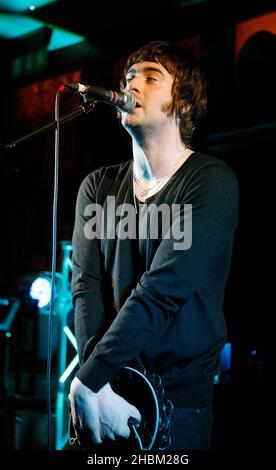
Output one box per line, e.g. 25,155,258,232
71,152,239,407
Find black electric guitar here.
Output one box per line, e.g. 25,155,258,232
68,365,174,451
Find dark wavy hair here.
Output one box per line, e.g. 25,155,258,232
120,40,208,146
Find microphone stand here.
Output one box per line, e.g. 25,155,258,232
0,100,96,155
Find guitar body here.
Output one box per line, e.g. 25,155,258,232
69,366,173,451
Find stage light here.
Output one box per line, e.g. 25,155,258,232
47,28,85,52
59,355,79,384
0,1,58,13
64,326,77,350
250,348,257,356
29,276,52,309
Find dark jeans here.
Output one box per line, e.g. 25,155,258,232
169,406,213,450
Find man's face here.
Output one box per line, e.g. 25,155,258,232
121,61,175,138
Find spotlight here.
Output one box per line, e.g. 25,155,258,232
29,276,52,309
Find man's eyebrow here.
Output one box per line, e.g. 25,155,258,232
126,66,165,77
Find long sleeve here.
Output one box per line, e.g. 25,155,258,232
76,161,239,392
71,170,108,365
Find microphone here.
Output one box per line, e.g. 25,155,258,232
64,83,136,113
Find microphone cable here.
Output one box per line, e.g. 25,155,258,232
47,87,62,449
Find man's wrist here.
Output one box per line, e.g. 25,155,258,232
97,382,111,396
76,357,122,393
70,376,97,396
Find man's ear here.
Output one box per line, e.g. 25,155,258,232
181,104,191,116
175,101,191,121
176,104,191,123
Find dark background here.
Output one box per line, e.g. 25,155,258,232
0,0,275,451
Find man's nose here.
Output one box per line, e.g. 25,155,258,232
128,76,142,94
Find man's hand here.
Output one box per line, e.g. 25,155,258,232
69,377,141,444
69,376,102,444
97,382,141,441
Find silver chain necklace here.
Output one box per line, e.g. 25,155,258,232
133,150,186,199
133,172,164,197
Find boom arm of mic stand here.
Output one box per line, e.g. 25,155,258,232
0,100,97,155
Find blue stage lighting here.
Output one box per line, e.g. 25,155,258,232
29,276,52,309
